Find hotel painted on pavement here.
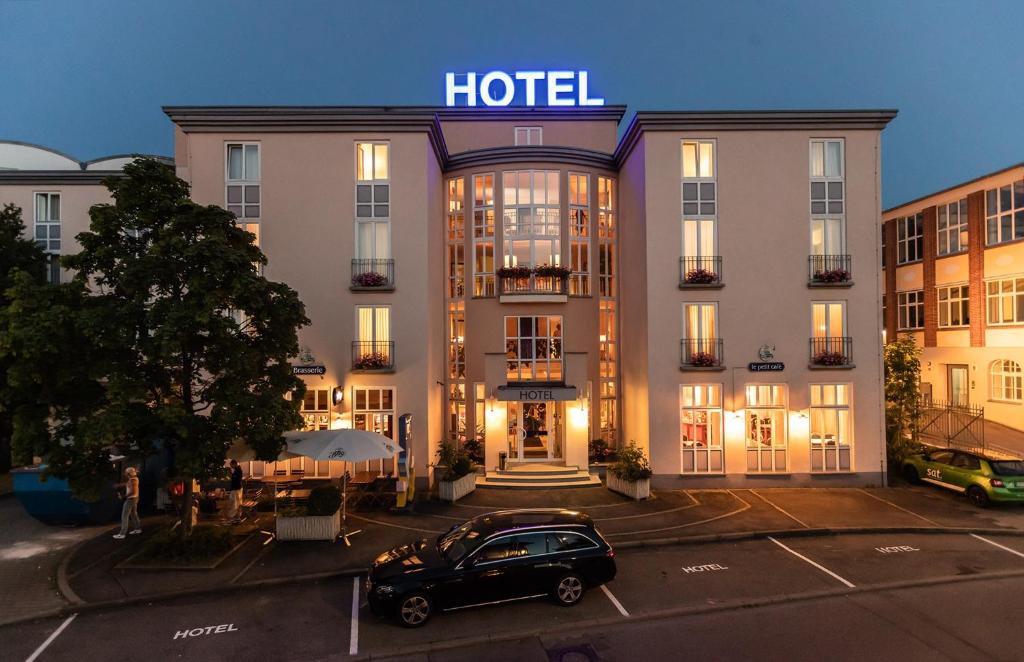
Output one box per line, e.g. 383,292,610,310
0,73,898,488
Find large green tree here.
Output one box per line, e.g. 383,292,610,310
4,159,308,532
0,204,49,473
884,335,922,465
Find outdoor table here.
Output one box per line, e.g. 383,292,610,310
275,488,312,501
261,475,302,485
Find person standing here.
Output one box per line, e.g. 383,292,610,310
113,467,141,539
226,460,244,523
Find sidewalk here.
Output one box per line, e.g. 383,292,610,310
13,484,1024,624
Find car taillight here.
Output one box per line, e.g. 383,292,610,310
606,548,615,558
991,478,1005,488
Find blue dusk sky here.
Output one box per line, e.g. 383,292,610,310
1,0,1022,207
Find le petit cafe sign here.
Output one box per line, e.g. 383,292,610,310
445,70,604,107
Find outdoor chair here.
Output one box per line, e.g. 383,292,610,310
237,485,263,524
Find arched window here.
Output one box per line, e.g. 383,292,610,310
990,360,1023,402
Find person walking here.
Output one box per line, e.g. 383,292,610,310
113,467,141,539
226,459,244,523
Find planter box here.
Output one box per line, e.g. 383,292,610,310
438,473,477,502
606,473,651,500
276,509,340,541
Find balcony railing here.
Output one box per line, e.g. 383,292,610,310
679,256,723,287
809,336,853,367
350,259,395,290
808,254,852,285
351,341,395,371
680,338,724,369
499,274,567,296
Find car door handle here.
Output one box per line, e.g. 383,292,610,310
481,569,504,578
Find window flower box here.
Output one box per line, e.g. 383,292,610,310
683,268,719,285
276,509,340,541
353,352,391,370
351,271,389,288
811,268,851,284
533,264,572,279
812,350,848,366
688,351,719,368
496,265,534,279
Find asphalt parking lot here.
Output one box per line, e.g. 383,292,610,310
7,530,1024,662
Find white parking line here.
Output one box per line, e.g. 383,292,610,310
600,584,630,617
970,533,1024,559
349,577,360,656
25,614,77,662
767,537,855,588
857,488,939,526
749,490,810,528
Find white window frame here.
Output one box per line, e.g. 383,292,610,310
811,301,847,339
937,284,970,328
502,170,561,268
355,305,391,344
504,315,563,382
745,384,788,473
986,179,1024,246
897,290,925,330
809,383,853,472
447,177,466,299
514,126,542,146
352,386,397,474
937,198,968,256
33,191,61,253
680,384,724,474
896,214,924,265
568,172,591,296
989,360,1023,403
986,276,1024,325
225,143,261,219
301,388,332,431
354,142,390,260
809,139,846,257
472,173,495,297
682,302,718,342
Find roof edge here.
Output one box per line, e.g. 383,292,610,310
883,161,1024,215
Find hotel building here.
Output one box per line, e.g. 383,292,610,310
2,103,897,488
882,162,1024,431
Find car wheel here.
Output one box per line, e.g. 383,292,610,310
902,464,921,485
552,573,585,606
396,592,432,627
967,485,990,508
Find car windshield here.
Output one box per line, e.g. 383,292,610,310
990,461,1024,476
436,522,482,563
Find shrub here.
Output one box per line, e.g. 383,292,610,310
684,267,718,284
437,439,475,482
609,441,652,482
136,525,235,565
462,434,485,465
589,438,616,463
306,484,342,516
352,271,388,288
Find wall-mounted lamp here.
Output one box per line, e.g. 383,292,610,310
332,387,344,405
488,395,497,413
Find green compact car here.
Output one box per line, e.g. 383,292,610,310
902,449,1024,507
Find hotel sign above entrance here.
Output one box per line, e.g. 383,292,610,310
496,385,578,402
445,71,604,107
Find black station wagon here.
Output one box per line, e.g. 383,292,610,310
366,508,617,627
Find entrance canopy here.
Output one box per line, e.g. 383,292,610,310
496,384,577,401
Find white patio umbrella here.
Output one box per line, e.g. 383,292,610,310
282,429,400,544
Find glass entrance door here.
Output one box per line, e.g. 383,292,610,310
507,402,562,461
948,365,969,405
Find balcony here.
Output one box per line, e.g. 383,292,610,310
808,255,853,287
680,338,725,371
350,259,395,291
679,256,724,288
809,337,854,369
498,266,568,303
351,341,395,372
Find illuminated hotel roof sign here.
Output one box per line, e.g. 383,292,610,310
444,71,604,108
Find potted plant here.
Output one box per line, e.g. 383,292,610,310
588,437,617,464
276,484,342,541
812,268,851,284
606,441,652,500
812,350,848,366
496,265,533,279
688,351,719,368
683,267,719,285
435,440,477,502
352,271,389,288
353,352,390,370
533,264,572,279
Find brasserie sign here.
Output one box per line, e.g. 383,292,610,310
292,365,326,376
496,385,578,401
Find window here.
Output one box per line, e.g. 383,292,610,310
502,170,561,268
472,174,495,296
745,384,787,472
547,532,596,552
881,226,887,269
986,179,1024,245
505,316,562,381
514,127,542,146
355,143,390,260
478,539,516,563
898,290,925,330
937,284,970,327
356,305,391,363
680,384,723,474
600,301,617,443
301,389,331,431
33,192,61,253
810,384,852,472
810,140,845,259
938,198,968,255
447,300,466,438
896,214,924,264
986,277,1024,325
352,387,395,473
569,173,590,296
448,178,465,298
226,143,260,218
473,383,487,449
681,140,716,216
812,302,846,338
990,360,1023,402
598,177,616,297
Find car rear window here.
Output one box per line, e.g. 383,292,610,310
990,461,1024,476
548,532,596,552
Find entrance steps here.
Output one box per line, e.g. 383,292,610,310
477,463,602,489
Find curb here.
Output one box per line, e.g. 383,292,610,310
17,523,1018,631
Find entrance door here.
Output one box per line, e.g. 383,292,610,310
507,402,562,461
948,365,969,405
